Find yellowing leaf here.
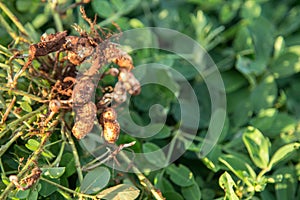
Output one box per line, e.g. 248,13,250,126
97,184,140,200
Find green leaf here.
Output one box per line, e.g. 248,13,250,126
129,18,144,28
28,189,39,200
39,178,58,197
235,55,256,86
42,167,65,179
191,81,211,128
219,1,240,23
181,180,201,200
274,166,298,199
41,149,55,159
240,1,261,19
166,164,194,187
1,174,10,186
250,108,278,133
273,36,285,59
231,99,252,127
92,0,140,18
164,191,184,200
171,61,198,80
60,153,76,177
269,142,300,168
278,6,300,35
133,66,179,115
25,139,55,159
233,26,253,54
261,189,275,200
147,124,171,139
243,126,270,169
15,189,30,199
219,172,239,200
92,0,114,18
25,139,40,151
219,154,256,181
16,0,37,12
97,184,140,200
270,47,300,78
221,70,248,93
154,172,174,193
20,101,32,112
201,145,222,172
171,98,201,129
267,113,297,138
227,86,251,112
250,74,277,113
81,167,110,194
143,142,167,167
248,18,274,66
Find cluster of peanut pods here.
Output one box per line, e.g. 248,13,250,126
71,38,141,143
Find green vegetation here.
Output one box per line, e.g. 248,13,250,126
0,0,300,199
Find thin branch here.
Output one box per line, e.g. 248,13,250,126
1,95,16,124
62,121,83,184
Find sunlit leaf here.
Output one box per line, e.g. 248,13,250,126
243,126,270,169
269,143,300,168
219,154,256,181
20,101,32,112
25,139,40,151
97,184,140,200
219,172,239,200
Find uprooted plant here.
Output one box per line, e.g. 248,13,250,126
0,6,164,200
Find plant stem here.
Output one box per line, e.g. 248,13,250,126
1,95,16,124
62,121,83,184
50,140,65,167
257,166,271,181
